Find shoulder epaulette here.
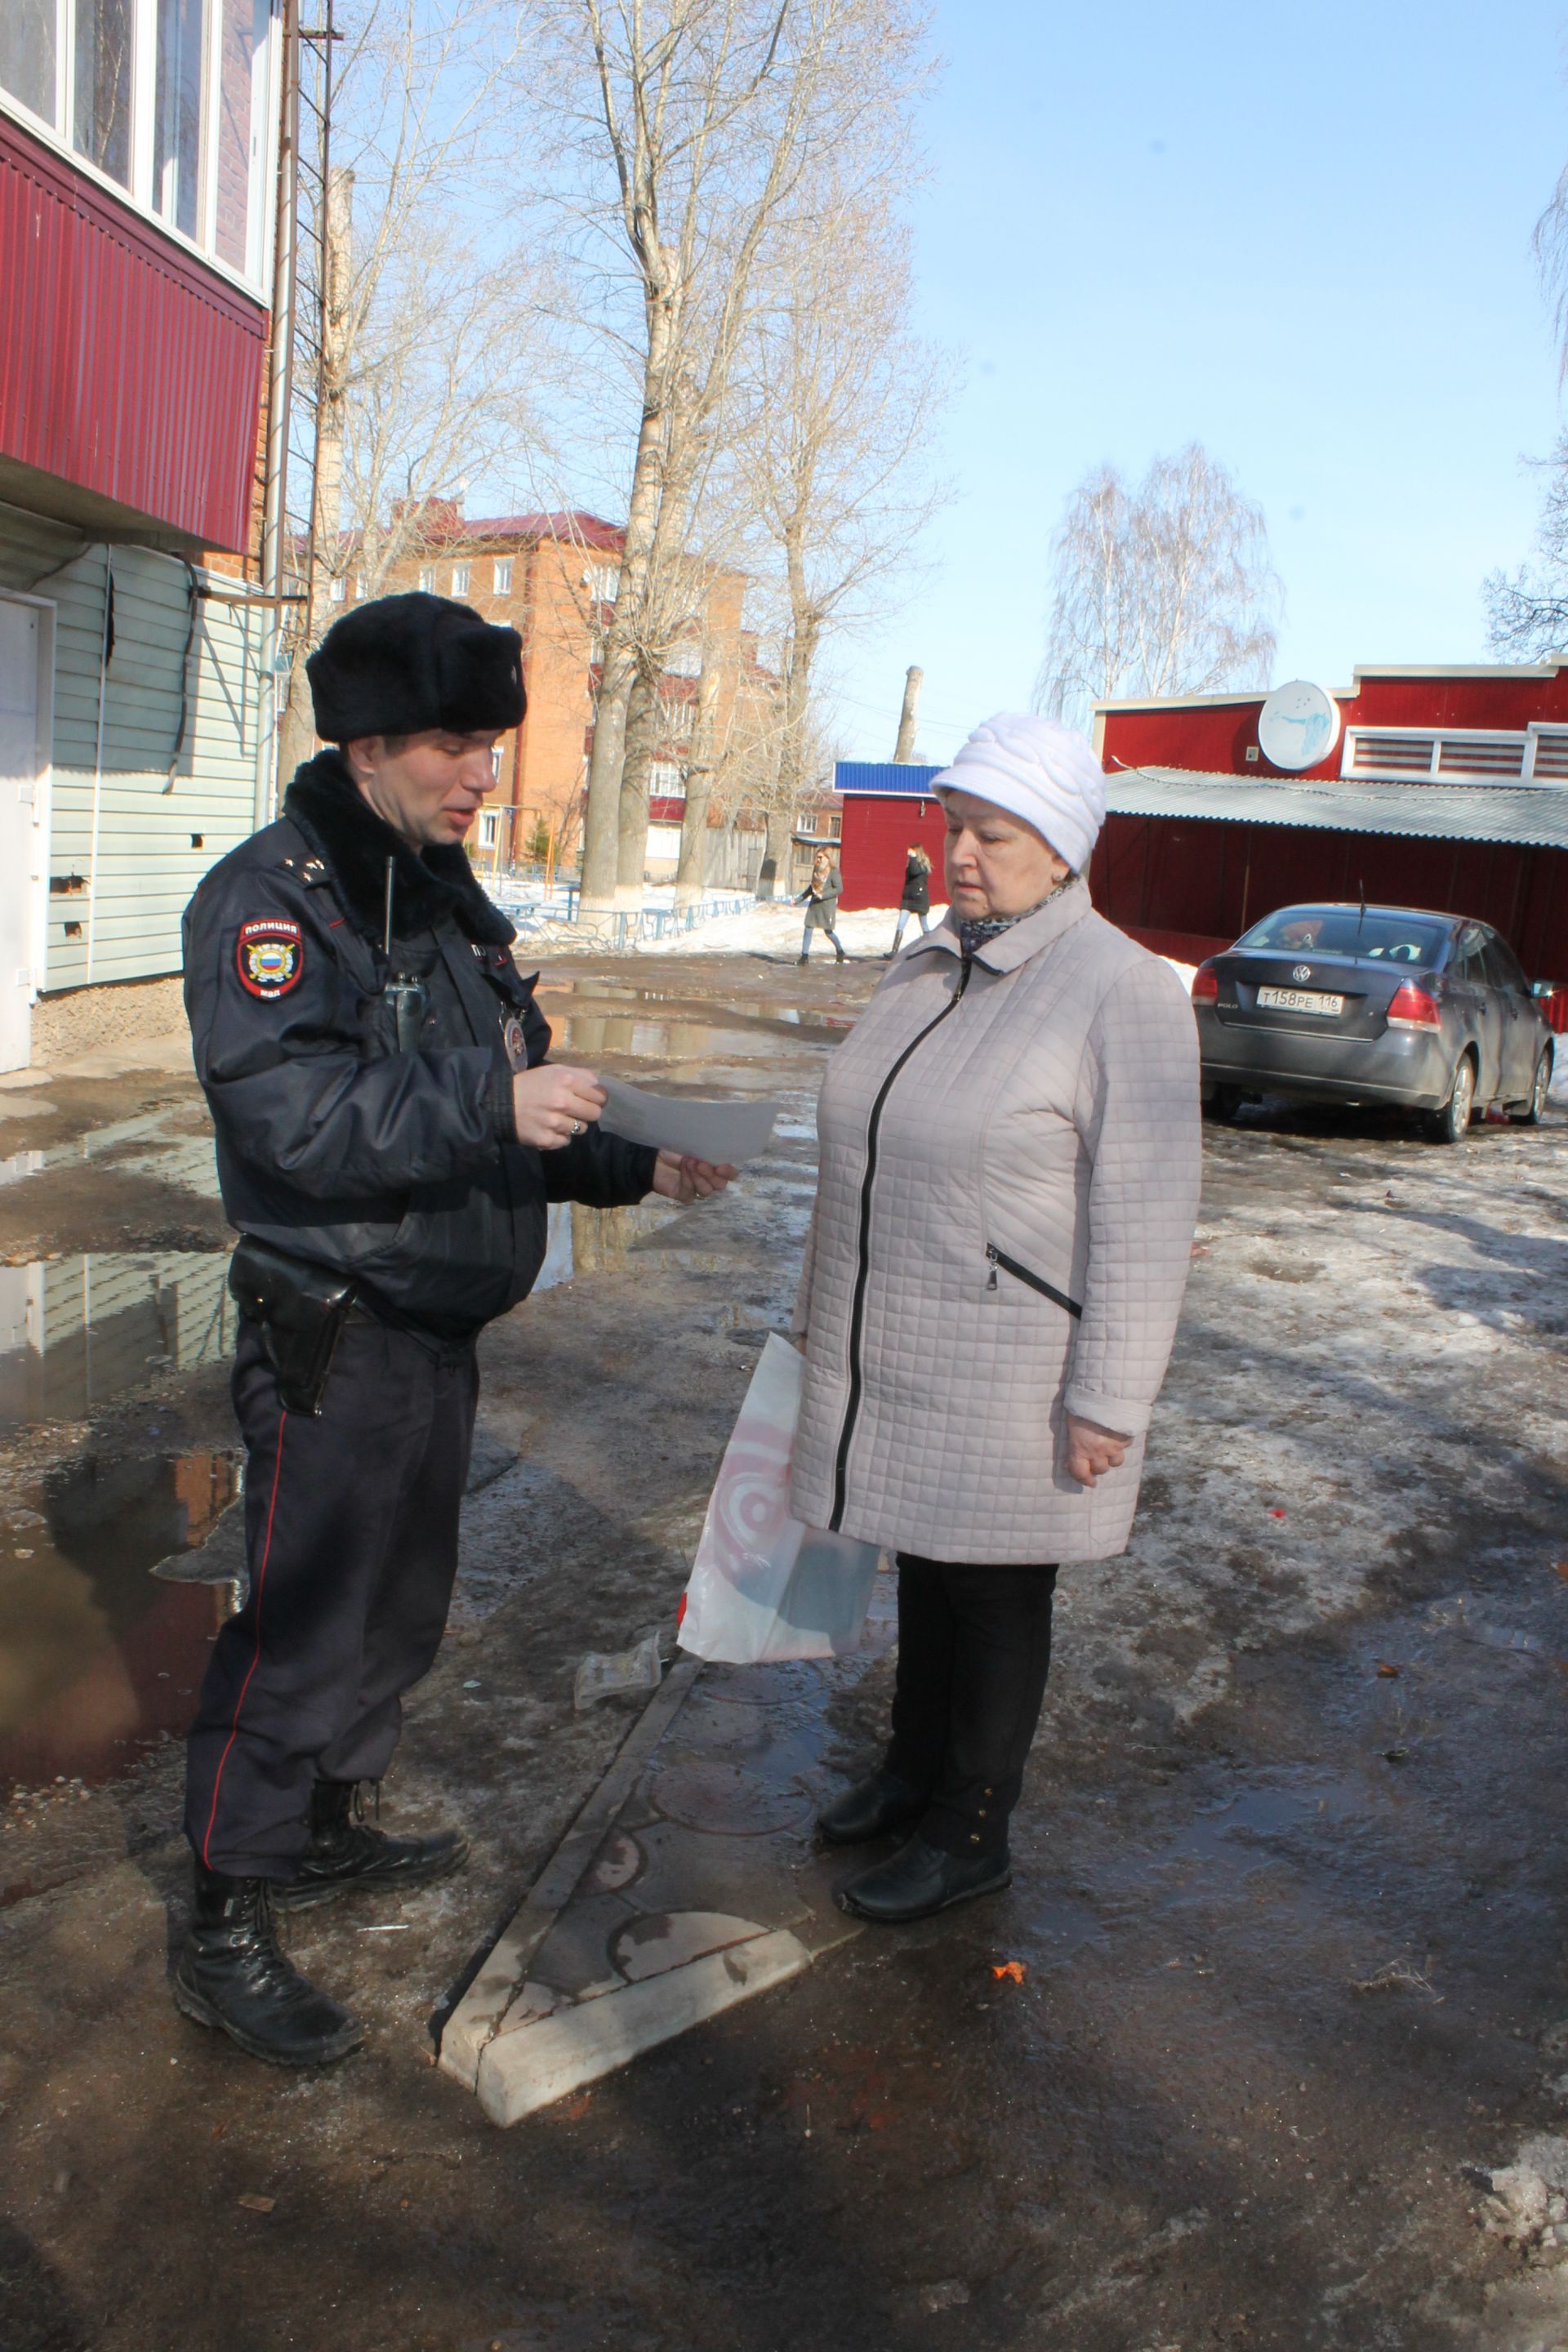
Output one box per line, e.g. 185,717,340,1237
278,856,332,888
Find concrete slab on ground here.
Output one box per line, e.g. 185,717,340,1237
442,1579,897,2124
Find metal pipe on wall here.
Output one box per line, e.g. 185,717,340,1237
254,0,302,831
85,548,113,987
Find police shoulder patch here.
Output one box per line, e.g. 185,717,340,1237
237,916,305,1000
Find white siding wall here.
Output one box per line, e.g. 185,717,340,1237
1,509,265,992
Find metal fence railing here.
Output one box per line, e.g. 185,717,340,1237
483,880,756,951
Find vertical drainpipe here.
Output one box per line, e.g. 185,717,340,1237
255,0,301,831
85,548,113,986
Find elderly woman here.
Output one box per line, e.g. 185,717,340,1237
790,712,1200,1923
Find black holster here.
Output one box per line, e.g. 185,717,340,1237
228,1236,357,1416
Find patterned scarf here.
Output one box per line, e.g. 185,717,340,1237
957,872,1075,960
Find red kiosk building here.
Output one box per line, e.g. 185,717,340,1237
1090,668,1568,1020
833,673,1568,1022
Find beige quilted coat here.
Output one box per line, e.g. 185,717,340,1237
789,882,1201,1565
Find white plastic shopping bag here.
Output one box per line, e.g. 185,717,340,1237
678,1334,880,1664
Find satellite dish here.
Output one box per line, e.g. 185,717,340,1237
1257,679,1341,772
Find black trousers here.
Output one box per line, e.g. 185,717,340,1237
885,1552,1059,1858
185,1316,479,1879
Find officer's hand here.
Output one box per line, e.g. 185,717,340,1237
652,1151,738,1203
511,1062,607,1149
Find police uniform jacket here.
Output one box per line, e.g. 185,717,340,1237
184,751,657,1339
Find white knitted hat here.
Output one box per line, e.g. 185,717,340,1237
933,711,1107,873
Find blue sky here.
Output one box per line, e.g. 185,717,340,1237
827,0,1568,764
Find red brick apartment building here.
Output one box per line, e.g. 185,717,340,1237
344,508,773,874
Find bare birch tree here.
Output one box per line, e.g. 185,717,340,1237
1036,444,1281,728
526,0,932,919
1481,175,1568,657
277,0,549,776
1482,434,1568,656
733,183,946,882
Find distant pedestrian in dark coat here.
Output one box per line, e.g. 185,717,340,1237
889,845,934,956
797,849,847,964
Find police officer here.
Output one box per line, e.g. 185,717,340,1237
175,593,733,2065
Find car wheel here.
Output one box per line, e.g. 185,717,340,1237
1509,1047,1553,1126
1425,1052,1477,1144
1205,1085,1244,1123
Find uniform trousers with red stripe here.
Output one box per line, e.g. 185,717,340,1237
185,1316,479,1879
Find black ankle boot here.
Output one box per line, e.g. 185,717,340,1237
173,1865,364,2066
817,1767,927,1846
272,1780,468,1910
836,1834,1011,1924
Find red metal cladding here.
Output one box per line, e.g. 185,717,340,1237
0,110,266,551
837,794,947,911
1100,669,1568,781
1088,813,1568,994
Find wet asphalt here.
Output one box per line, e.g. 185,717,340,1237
0,951,1566,2351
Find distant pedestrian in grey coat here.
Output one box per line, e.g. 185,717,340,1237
889,845,933,956
792,711,1200,1923
797,848,847,964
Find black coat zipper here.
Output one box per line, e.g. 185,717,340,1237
985,1244,1082,1320
829,955,973,1530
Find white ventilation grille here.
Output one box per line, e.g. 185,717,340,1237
1437,737,1524,776
1349,733,1434,773
1532,732,1568,777
1347,730,1530,780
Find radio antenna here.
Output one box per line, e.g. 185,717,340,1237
383,855,394,956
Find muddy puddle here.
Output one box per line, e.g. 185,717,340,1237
0,1250,238,1434
0,1445,240,1817
560,1013,777,1063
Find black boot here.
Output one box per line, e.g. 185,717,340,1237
272,1780,468,1910
817,1766,927,1847
173,1865,364,2066
836,1834,1011,1923
796,952,809,965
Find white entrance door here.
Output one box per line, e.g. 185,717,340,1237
0,599,43,1072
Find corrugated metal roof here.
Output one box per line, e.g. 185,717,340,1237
835,760,944,795
1105,767,1568,849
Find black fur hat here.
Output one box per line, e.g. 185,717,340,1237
306,592,525,741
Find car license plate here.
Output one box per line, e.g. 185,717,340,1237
1256,986,1344,1016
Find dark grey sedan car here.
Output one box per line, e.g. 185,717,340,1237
1192,902,1556,1142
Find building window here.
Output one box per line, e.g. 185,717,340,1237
451,563,470,596
588,564,620,606
327,575,346,604
74,0,132,185
353,575,366,599
0,0,57,122
649,760,682,797
1,0,276,293
154,0,206,238
417,565,436,593
663,641,702,679
492,558,512,595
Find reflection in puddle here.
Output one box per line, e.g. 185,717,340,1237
0,1251,238,1434
0,1107,219,1196
568,1197,683,1275
0,1447,239,1806
561,1013,773,1062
